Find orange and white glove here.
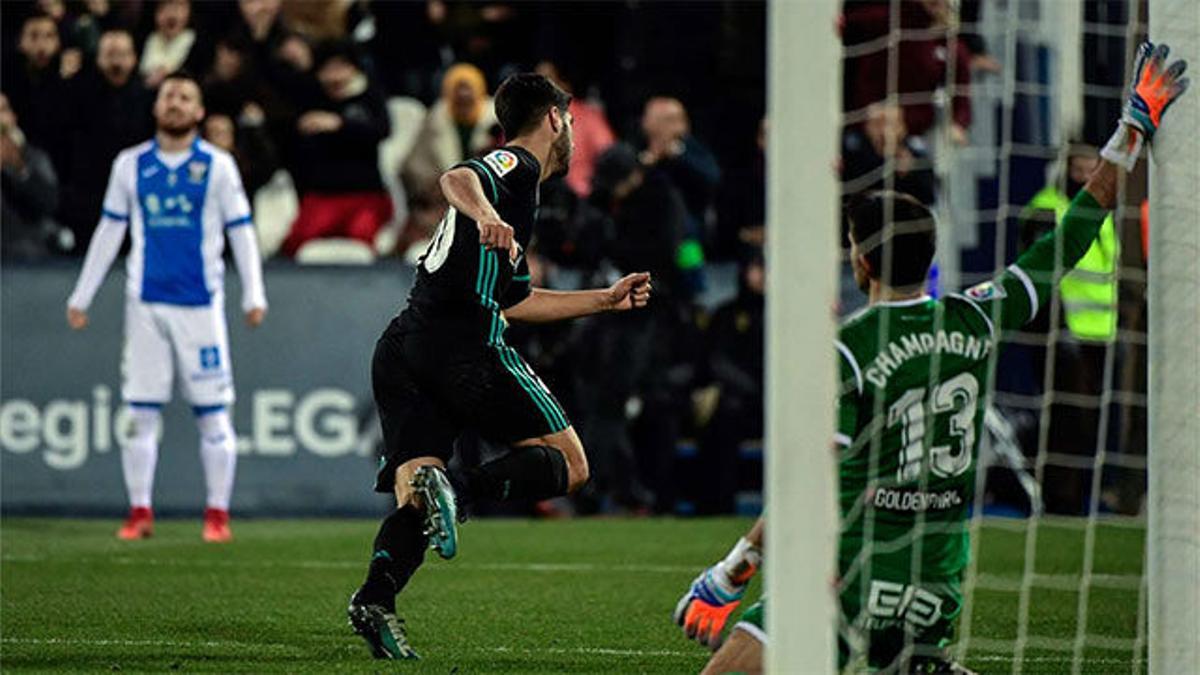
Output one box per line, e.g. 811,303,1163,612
1102,41,1190,170
673,538,761,649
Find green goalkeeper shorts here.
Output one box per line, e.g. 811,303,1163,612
733,599,766,643
838,578,961,670
730,579,961,670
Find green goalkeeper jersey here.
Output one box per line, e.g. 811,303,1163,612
835,191,1110,589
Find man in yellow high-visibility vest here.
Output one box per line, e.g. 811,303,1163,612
1020,144,1118,514
1025,180,1119,342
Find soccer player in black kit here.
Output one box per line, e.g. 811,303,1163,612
347,73,653,659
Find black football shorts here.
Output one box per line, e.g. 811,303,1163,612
371,318,571,493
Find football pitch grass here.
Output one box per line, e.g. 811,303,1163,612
1,516,1145,673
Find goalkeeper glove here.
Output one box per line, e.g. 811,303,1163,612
1102,41,1190,170
673,537,761,649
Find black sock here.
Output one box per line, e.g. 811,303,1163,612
460,445,570,503
358,506,428,610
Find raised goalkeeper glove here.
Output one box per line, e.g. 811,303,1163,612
673,537,761,649
1102,41,1190,170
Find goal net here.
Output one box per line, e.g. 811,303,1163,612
769,0,1198,672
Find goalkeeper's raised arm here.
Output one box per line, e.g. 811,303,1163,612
965,41,1189,331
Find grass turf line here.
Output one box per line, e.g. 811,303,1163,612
1,516,1143,673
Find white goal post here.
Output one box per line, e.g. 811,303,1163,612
765,0,840,672
1147,1,1200,673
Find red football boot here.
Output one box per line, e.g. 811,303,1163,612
202,508,233,543
116,507,154,540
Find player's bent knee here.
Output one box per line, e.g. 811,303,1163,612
519,428,589,493
563,448,589,493
553,432,589,493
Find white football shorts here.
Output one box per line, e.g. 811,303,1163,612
121,297,234,407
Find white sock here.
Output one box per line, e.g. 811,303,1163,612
197,408,237,511
122,406,161,509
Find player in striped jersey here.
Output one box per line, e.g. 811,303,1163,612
347,73,653,660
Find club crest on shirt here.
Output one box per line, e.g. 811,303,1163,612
483,149,519,177
966,280,1005,301
188,160,208,184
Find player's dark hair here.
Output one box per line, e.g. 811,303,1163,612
846,190,936,288
494,73,571,139
161,69,204,103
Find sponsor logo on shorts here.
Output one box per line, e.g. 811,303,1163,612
199,346,221,371
864,580,944,630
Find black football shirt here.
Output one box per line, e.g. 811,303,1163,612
400,146,540,344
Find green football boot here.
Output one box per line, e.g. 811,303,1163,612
347,592,420,660
411,465,459,559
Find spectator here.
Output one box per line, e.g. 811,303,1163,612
202,34,291,130
841,103,936,206
571,143,688,512
588,144,686,293
959,0,1002,75
717,118,766,255
281,42,391,257
1,92,67,259
366,0,448,103
639,96,720,294
230,0,318,120
432,1,532,84
4,12,71,172
203,34,253,113
640,97,721,227
35,0,88,80
695,251,765,514
202,105,279,198
282,0,356,43
140,0,198,89
843,0,972,142
535,59,615,198
237,0,285,48
64,0,123,63
57,28,153,250
401,63,500,197
1019,144,1117,515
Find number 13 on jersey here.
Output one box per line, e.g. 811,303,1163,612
887,372,979,482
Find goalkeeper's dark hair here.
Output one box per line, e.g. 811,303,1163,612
494,73,571,139
846,190,936,288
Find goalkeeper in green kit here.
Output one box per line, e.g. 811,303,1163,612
673,42,1188,673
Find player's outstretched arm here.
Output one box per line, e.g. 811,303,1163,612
673,517,764,649
503,272,652,323
439,167,517,259
970,41,1188,331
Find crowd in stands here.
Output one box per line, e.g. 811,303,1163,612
0,0,769,514
10,0,1081,517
